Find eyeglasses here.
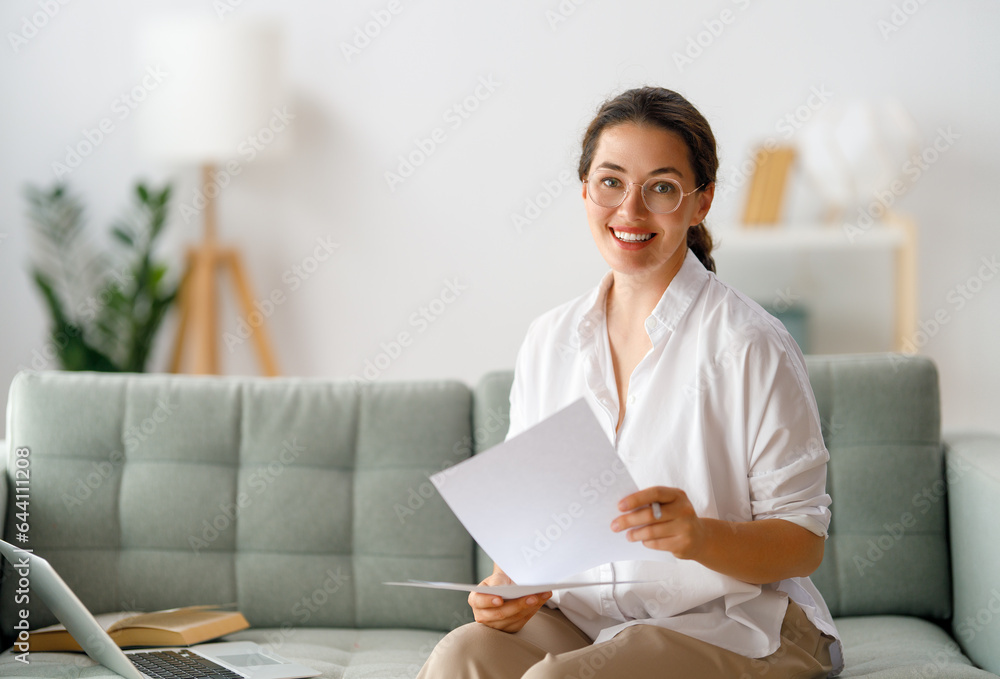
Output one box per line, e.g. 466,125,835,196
585,172,704,214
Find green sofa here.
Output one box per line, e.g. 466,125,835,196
1,354,998,678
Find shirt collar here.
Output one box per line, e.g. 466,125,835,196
575,248,711,345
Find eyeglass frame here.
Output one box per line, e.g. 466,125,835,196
584,173,707,215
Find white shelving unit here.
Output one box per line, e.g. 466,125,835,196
710,215,917,354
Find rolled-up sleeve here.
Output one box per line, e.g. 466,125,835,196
746,344,832,538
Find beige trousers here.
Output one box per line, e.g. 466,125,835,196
416,600,834,679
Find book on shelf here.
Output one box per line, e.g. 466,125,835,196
28,604,250,652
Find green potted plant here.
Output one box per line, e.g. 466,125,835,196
26,182,179,372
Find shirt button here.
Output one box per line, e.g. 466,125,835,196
627,394,637,406
645,318,655,331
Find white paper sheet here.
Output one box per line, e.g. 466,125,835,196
383,579,658,597
427,398,673,585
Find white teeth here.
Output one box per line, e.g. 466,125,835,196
613,230,653,242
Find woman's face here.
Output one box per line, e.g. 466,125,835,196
582,123,713,284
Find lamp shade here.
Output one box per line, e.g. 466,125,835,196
136,16,285,165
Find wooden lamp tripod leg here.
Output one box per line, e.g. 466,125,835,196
168,163,279,376
168,246,221,374
169,249,196,373
225,249,280,376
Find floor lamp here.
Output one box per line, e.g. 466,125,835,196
137,16,284,376
168,165,279,376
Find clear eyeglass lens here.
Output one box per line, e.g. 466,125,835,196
588,174,682,213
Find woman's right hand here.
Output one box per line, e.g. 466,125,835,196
468,564,553,633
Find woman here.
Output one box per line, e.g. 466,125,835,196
417,86,843,679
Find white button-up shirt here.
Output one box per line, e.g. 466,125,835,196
506,249,844,675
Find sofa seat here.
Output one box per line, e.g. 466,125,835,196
1,617,996,678
0,627,449,679
836,616,995,678
223,628,447,679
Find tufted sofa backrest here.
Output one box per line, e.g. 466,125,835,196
1,354,951,647
471,354,951,620
1,371,477,646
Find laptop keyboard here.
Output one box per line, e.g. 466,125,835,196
129,650,244,679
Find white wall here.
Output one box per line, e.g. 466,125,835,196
2,0,998,437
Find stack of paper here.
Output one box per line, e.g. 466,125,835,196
385,399,672,595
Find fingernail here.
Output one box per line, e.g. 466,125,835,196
611,521,620,531
493,597,502,606
526,596,536,605
618,500,627,510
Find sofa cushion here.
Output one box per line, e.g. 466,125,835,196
806,355,950,620
0,619,991,679
0,627,448,679
1,372,477,640
835,616,994,678
472,354,951,620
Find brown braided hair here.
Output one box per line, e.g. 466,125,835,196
578,87,717,273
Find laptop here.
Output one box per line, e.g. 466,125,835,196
0,540,320,679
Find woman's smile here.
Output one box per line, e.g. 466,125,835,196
609,226,657,249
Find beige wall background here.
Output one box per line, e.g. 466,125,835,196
1,0,997,436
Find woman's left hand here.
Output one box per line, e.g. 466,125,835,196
611,486,706,560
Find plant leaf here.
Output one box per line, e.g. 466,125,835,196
112,226,134,246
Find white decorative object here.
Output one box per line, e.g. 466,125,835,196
796,99,920,223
